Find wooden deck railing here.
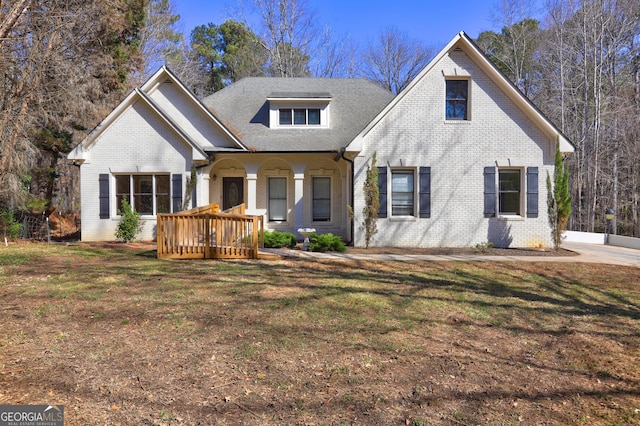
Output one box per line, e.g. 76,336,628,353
175,203,220,215
157,203,264,259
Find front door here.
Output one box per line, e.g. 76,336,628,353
222,177,244,211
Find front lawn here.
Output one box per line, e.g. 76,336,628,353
1,243,639,425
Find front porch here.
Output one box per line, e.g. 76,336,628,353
199,153,351,243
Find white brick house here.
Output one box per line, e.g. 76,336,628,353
69,32,574,247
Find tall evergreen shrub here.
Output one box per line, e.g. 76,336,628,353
363,152,379,248
547,142,572,250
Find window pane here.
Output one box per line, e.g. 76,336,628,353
294,109,307,125
446,80,468,120
500,193,520,214
268,177,287,221
392,171,414,216
308,108,320,125
499,170,521,215
156,175,170,214
279,109,292,125
313,177,331,221
116,175,130,213
499,170,520,191
134,175,153,215
392,171,413,192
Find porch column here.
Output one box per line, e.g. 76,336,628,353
199,174,210,207
246,173,257,214
294,172,305,231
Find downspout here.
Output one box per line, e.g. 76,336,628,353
340,147,354,245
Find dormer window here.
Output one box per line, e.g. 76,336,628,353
268,92,331,129
279,108,321,126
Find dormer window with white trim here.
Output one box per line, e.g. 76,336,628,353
268,92,331,128
279,108,321,126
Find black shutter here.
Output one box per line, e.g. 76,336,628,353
526,167,539,218
172,174,182,213
484,166,496,217
377,166,387,218
99,174,109,219
419,167,431,218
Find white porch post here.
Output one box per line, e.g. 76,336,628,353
294,172,305,231
246,172,257,214
199,173,210,207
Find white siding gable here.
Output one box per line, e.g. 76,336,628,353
147,81,240,150
352,39,557,248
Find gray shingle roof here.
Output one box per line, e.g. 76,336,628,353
202,77,394,152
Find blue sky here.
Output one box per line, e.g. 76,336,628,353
173,0,541,50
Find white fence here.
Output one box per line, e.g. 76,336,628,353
564,231,640,250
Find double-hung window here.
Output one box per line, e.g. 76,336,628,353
268,177,287,221
115,174,170,215
391,170,415,216
312,177,331,221
498,169,521,215
445,79,469,120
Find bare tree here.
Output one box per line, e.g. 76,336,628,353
310,26,359,78
0,0,146,210
483,0,640,237
484,0,541,96
359,26,434,94
132,0,185,85
239,0,314,77
536,0,639,235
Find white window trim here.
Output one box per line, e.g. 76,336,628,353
390,168,417,218
311,176,332,223
115,173,171,218
497,167,524,218
444,77,472,122
269,101,330,129
267,176,288,223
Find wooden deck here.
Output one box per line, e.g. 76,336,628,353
157,204,264,259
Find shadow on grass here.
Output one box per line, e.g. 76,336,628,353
4,244,640,421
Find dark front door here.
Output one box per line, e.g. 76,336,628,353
223,177,244,211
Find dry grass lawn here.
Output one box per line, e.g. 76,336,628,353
1,242,639,425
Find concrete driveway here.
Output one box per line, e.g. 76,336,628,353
265,242,639,267
562,242,640,267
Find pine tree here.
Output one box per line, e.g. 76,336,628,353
363,152,379,248
547,142,572,250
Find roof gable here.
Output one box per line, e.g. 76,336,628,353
142,67,247,151
68,67,246,162
348,31,574,154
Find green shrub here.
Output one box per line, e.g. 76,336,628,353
263,230,297,248
0,209,23,239
472,242,494,253
115,199,144,243
308,233,346,253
